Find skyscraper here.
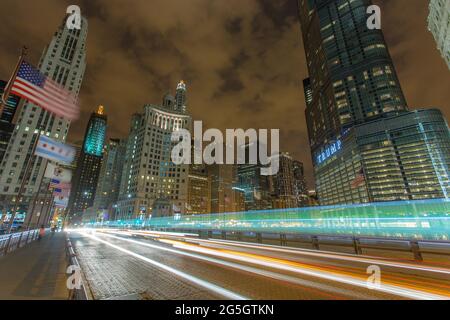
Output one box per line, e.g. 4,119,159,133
116,82,191,220
209,164,244,213
235,142,274,211
299,0,450,204
299,0,408,156
293,160,309,206
175,80,187,113
428,0,450,70
91,138,127,221
0,13,87,216
0,80,21,164
237,163,273,211
68,106,107,222
187,163,211,215
271,153,299,209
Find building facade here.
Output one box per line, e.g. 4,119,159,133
293,160,309,206
209,164,245,213
356,109,450,202
299,0,407,160
116,82,191,220
187,163,211,214
428,0,450,70
299,0,450,204
0,80,21,164
271,153,300,209
0,13,87,217
89,138,127,221
68,106,107,223
237,163,273,211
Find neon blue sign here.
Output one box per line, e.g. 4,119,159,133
316,140,342,165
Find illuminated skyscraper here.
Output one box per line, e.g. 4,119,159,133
68,106,107,222
299,0,450,204
293,160,308,206
428,0,450,70
0,12,87,216
90,138,127,221
271,153,299,209
299,0,407,156
236,142,274,211
116,82,191,220
187,163,211,215
175,80,187,113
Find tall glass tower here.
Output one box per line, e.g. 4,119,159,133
68,106,107,222
299,0,407,156
0,12,88,216
299,0,450,204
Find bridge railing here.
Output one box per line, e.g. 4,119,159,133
0,229,40,257
98,199,450,241
200,230,450,261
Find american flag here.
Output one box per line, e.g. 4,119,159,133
49,179,71,190
351,167,366,189
9,61,79,120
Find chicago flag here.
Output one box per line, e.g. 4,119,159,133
35,135,75,164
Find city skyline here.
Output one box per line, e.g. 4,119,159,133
0,1,449,187
0,0,449,305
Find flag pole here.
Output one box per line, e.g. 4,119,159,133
0,46,27,116
37,182,54,228
25,159,49,230
7,134,39,233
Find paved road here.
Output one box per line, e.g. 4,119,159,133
69,229,450,300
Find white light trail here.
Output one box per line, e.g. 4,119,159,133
100,228,450,276
186,238,450,276
77,231,247,300
92,231,449,300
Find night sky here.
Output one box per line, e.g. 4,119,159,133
0,0,449,187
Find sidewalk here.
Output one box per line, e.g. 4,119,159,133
0,232,69,300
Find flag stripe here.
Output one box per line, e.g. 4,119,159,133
11,83,78,117
35,147,73,163
10,86,78,118
13,78,74,108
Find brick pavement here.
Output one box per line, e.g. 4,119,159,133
0,232,69,300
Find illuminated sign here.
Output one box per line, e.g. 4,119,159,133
316,140,342,165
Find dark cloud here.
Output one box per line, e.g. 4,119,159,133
0,0,448,188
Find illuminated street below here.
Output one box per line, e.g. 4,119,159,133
68,229,450,300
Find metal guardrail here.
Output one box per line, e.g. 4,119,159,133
0,229,40,257
66,237,92,300
149,227,450,262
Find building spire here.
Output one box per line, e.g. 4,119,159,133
97,105,105,115
175,80,187,112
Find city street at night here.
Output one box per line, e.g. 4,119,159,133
0,0,449,314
